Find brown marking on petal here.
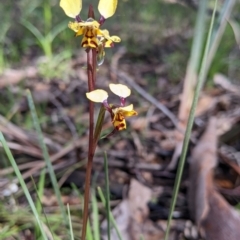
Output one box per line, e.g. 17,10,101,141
114,120,126,131
81,40,88,47
85,29,94,38
117,122,126,131
90,41,98,48
115,112,125,122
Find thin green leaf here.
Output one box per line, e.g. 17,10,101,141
26,90,68,228
67,204,74,240
48,21,68,42
86,220,94,240
189,0,207,73
21,19,52,57
164,1,218,239
228,19,240,49
0,132,48,240
97,187,123,240
93,105,106,149
91,189,100,240
206,0,236,76
104,152,111,240
21,19,44,45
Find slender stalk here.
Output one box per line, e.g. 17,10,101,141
104,152,111,240
163,1,218,239
81,5,97,240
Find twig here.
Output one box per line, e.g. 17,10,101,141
0,137,87,176
116,70,179,128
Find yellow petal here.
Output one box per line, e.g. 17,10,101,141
122,109,138,117
78,19,100,28
119,104,133,111
110,36,121,42
86,89,108,102
101,30,121,42
98,0,118,19
109,83,131,98
60,0,82,18
68,21,83,32
120,105,138,117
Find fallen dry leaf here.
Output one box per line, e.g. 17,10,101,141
195,94,216,117
128,179,152,223
102,179,153,240
0,67,38,88
214,73,240,94
188,117,240,240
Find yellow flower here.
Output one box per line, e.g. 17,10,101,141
96,30,121,65
68,19,102,48
112,104,138,131
86,84,138,131
60,0,120,50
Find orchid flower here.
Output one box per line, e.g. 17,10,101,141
60,0,121,65
86,84,138,131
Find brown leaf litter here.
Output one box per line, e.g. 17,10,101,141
189,117,240,240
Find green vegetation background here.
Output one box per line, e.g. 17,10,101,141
2,0,239,79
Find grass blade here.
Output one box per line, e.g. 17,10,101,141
26,89,68,227
205,0,236,76
0,132,48,240
104,152,111,240
97,187,123,240
36,168,46,214
67,204,74,240
164,1,219,239
91,189,100,240
34,169,46,238
86,219,94,240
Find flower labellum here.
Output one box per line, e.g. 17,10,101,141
86,84,137,133
112,104,138,131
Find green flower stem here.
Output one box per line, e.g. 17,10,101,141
163,1,218,239
93,106,106,149
81,5,97,240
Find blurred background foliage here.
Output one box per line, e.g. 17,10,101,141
1,0,240,81
0,0,239,133
0,0,236,72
